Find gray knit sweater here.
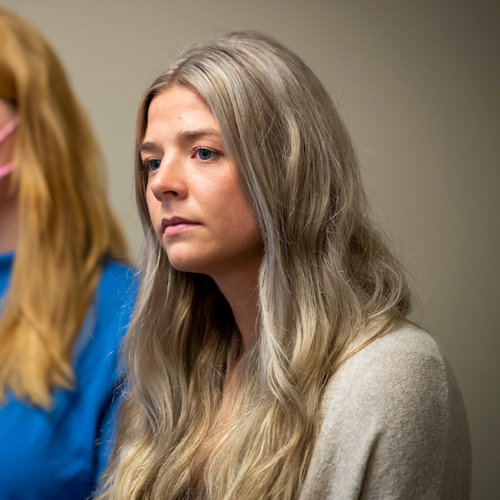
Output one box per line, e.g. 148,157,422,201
300,322,471,499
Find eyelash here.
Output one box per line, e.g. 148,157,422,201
192,146,222,161
141,157,161,172
141,147,222,172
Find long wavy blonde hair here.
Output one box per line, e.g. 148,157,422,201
99,32,410,500
0,8,128,408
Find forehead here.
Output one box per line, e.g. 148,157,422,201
146,86,219,132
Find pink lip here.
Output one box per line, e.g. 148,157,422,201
161,216,201,236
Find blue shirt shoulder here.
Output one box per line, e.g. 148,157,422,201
0,256,139,500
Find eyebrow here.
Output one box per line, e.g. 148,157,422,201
139,141,158,154
139,128,222,154
178,128,221,142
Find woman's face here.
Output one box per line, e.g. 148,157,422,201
142,85,263,281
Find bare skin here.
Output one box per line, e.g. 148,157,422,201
0,98,19,254
212,252,261,355
0,189,18,254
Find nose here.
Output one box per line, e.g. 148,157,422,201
149,153,187,202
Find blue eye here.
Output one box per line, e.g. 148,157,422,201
143,158,161,171
197,148,213,161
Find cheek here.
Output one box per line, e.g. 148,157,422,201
235,203,259,235
223,186,261,244
145,188,155,218
0,133,15,165
238,214,262,254
145,189,161,235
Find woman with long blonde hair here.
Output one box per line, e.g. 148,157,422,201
99,32,470,499
0,8,137,499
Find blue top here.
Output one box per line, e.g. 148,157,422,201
0,253,138,500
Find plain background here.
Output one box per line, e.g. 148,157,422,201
2,0,499,498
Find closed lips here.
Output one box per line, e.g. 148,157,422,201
161,217,200,233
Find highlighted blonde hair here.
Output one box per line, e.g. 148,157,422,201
0,8,128,408
99,32,410,499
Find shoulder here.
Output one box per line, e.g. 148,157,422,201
321,322,469,438
327,322,446,405
320,323,453,436
93,259,139,339
72,260,139,365
303,322,471,499
348,321,444,370
97,259,139,311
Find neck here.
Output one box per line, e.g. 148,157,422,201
212,258,261,354
0,180,19,254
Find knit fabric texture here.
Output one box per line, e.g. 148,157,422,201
300,322,471,500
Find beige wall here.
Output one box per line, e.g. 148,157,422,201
3,0,499,497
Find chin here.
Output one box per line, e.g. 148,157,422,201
168,261,195,273
166,254,206,275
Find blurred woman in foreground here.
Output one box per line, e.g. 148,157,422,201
0,8,137,499
99,32,470,500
